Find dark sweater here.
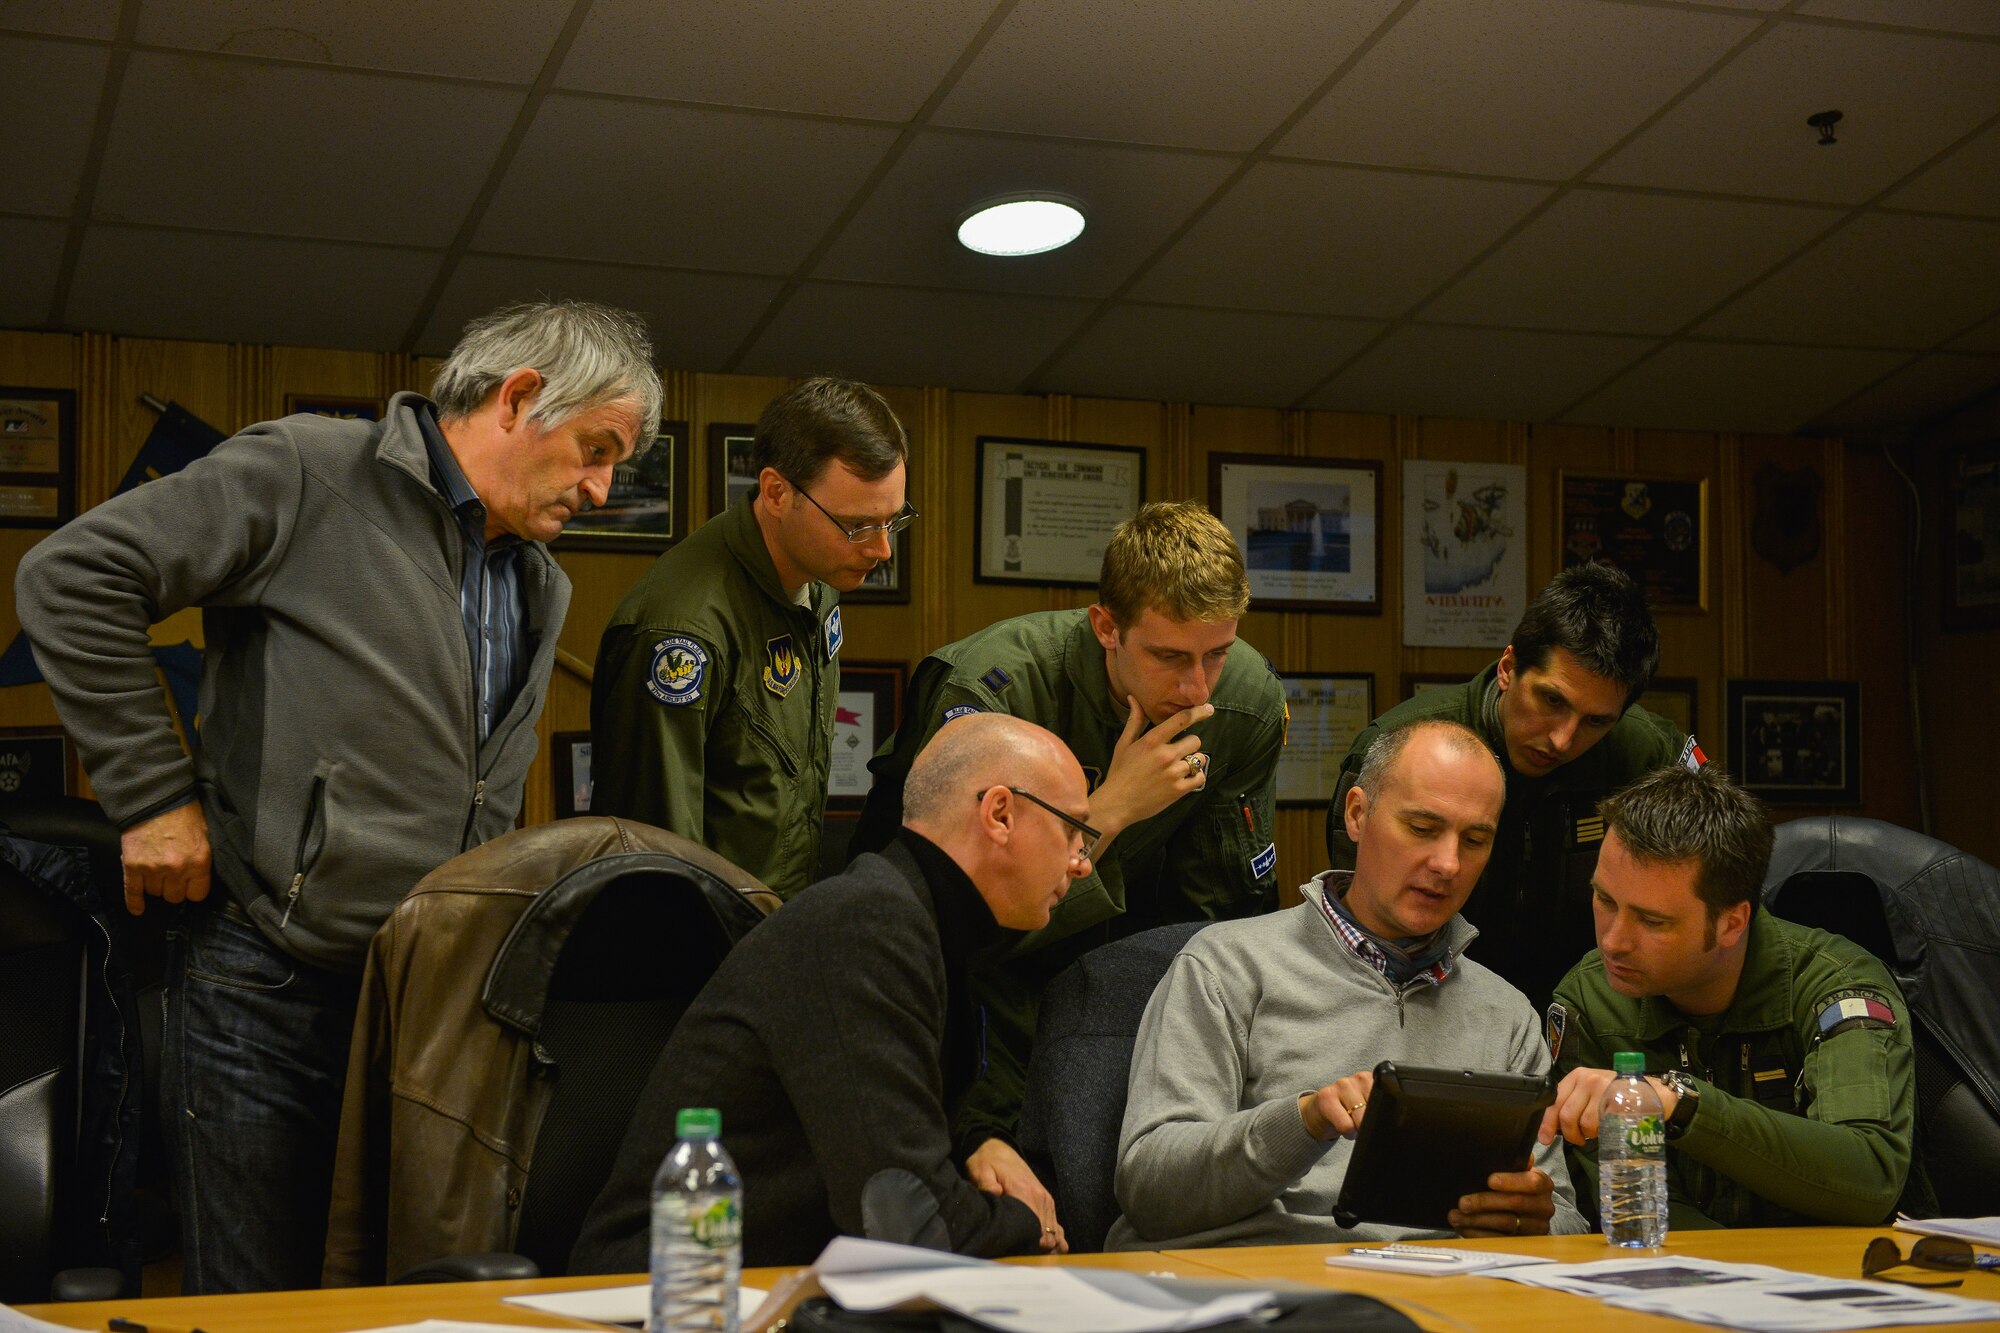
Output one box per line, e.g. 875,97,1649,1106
569,833,1043,1270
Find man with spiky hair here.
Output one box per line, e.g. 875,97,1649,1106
16,300,660,1292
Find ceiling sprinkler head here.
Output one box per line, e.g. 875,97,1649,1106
1807,110,1843,146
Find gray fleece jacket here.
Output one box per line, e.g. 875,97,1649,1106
14,392,568,971
1107,871,1586,1248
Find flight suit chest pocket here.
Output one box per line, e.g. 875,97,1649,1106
740,700,803,779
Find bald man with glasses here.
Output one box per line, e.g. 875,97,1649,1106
593,376,915,896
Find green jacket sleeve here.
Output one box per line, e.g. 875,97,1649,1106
1673,987,1915,1226
589,622,720,841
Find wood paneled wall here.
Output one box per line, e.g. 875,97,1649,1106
0,329,1927,892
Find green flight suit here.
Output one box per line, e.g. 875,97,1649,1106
591,494,839,897
1325,661,1692,1011
1550,908,1919,1228
851,608,1286,1154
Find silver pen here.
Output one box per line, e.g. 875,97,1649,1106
1345,1246,1463,1263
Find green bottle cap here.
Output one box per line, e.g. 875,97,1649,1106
1613,1051,1647,1076
676,1107,721,1138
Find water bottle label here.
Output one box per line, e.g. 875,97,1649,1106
691,1197,741,1249
1626,1114,1665,1155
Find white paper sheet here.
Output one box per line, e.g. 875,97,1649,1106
0,1304,83,1333
1616,1279,2000,1331
502,1283,768,1327
1325,1245,1555,1276
1895,1214,2000,1247
1484,1255,1800,1298
820,1266,1272,1333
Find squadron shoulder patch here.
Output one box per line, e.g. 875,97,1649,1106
1250,841,1277,880
979,666,1012,694
645,636,708,707
763,635,801,698
942,704,982,724
1679,735,1710,772
1545,1001,1569,1061
1815,992,1896,1041
825,606,843,660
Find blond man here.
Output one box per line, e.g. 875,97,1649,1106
852,500,1286,1232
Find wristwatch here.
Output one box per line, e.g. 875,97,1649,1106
1660,1070,1701,1141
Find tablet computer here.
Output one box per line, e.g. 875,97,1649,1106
1332,1061,1556,1231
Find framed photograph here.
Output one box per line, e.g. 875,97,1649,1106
1276,673,1375,808
1640,675,1699,740
974,436,1146,587
0,727,76,799
1942,439,2000,631
1726,679,1860,805
1210,453,1382,614
842,532,910,605
551,730,593,819
1400,671,1465,703
1402,459,1526,647
828,659,906,814
283,394,382,422
1560,472,1708,611
707,421,759,517
0,388,77,528
557,420,690,551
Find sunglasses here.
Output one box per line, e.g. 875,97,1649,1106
1863,1235,2000,1288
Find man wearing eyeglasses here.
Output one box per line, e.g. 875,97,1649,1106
1539,766,1922,1229
592,376,914,895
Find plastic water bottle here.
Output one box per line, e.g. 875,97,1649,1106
650,1107,742,1333
1598,1051,1668,1248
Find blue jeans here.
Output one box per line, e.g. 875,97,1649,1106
162,901,360,1294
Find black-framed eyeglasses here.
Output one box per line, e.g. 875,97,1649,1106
978,786,1101,864
1862,1235,1998,1287
783,475,918,544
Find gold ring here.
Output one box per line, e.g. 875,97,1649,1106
1511,1215,1520,1234
1043,1225,1057,1234
1347,1102,1364,1114
1186,754,1204,778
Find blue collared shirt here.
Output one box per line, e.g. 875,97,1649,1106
417,405,527,744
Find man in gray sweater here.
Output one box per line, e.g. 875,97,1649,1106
15,300,660,1293
1109,719,1587,1248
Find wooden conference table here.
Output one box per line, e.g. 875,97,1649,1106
22,1227,2000,1333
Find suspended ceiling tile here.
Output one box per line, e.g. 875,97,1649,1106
1276,0,1757,179
815,132,1236,299
477,96,897,272
0,0,118,38
0,217,66,327
1132,161,1551,318
134,0,570,82
1883,120,2000,218
1033,304,1384,408
1697,213,2000,349
93,52,519,245
1562,340,1907,433
65,227,438,348
558,0,995,120
933,0,1400,151
1950,312,2000,353
1304,324,1656,421
1796,0,2000,38
1,36,108,216
1592,22,2000,204
417,256,785,366
735,283,1094,393
1428,190,1841,334
1804,352,2000,435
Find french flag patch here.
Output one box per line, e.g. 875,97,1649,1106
1679,735,1709,772
1816,995,1895,1038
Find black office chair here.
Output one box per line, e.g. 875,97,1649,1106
1014,921,1207,1253
1762,815,2000,1216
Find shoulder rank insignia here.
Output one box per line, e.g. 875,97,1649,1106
1816,993,1896,1041
1574,814,1606,845
763,635,801,698
1679,735,1710,772
979,666,1012,693
1545,1001,1568,1061
825,605,843,661
646,635,708,707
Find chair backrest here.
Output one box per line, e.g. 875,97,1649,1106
505,858,770,1276
1015,921,1206,1253
1763,815,2000,1215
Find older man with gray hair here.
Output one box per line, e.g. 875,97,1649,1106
16,298,660,1293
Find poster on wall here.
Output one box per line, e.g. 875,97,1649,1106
1209,453,1381,613
1560,472,1707,611
974,437,1145,587
827,660,905,812
1276,674,1374,807
1401,459,1525,647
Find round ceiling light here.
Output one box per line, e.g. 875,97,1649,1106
956,195,1086,256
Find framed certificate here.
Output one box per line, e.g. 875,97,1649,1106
1210,453,1382,613
0,388,77,529
974,437,1146,587
827,659,906,813
1560,472,1708,611
1276,673,1375,807
551,730,593,818
557,420,690,551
